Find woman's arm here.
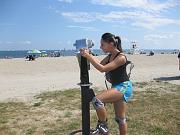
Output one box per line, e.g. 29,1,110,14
100,55,110,65
80,49,126,72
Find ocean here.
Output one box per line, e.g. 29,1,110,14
0,49,179,59
0,49,105,59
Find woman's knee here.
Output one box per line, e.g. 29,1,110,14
92,96,105,110
115,116,127,126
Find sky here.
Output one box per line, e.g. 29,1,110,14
0,0,180,50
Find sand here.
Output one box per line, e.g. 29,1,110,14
0,54,179,102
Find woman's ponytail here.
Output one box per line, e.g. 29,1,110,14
115,36,123,53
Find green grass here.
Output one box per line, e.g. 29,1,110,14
0,81,179,135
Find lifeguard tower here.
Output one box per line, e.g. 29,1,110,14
130,41,140,55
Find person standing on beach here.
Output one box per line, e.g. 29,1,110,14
178,52,180,70
80,33,133,135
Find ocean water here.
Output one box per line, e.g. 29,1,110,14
0,49,179,59
0,50,76,59
0,49,104,59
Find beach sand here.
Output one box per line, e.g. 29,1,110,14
0,54,179,102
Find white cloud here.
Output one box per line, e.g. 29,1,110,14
91,0,180,13
144,32,180,42
20,41,31,45
47,5,55,10
46,5,61,14
5,41,14,44
1,41,31,45
62,11,128,23
67,25,100,31
143,32,180,48
62,12,96,22
62,11,180,29
58,0,73,3
144,34,172,41
58,0,180,30
144,33,174,46
129,11,180,29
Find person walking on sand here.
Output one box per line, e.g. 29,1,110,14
80,33,133,135
178,52,180,70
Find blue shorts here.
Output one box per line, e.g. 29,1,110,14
112,81,133,102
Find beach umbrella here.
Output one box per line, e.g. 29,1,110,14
27,49,41,54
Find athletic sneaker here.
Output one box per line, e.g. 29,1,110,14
91,121,109,135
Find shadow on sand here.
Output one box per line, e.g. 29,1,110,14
154,76,180,81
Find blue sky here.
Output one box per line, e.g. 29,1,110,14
0,0,180,50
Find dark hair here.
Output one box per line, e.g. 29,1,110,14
101,33,123,52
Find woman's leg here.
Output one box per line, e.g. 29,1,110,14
91,88,124,134
113,101,127,135
94,88,124,122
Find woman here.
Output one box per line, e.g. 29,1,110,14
80,33,133,135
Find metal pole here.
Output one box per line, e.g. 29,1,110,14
80,56,90,135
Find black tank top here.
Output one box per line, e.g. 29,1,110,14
107,52,129,85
